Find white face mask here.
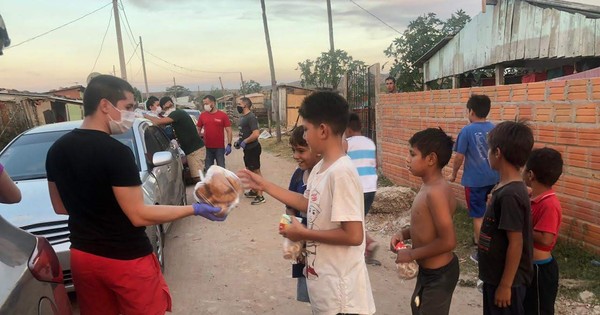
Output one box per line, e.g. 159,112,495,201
203,104,212,112
108,108,137,134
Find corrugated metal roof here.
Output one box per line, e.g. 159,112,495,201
418,0,600,82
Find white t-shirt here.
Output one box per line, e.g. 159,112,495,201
346,136,378,193
303,156,376,315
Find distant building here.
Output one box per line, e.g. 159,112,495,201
46,85,85,100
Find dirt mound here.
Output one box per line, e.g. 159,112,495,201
370,186,416,214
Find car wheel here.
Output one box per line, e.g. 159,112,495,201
146,224,165,273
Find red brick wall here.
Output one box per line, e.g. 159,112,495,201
377,78,600,253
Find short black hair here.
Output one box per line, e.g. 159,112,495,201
83,75,134,116
488,121,534,168
408,128,454,169
467,94,491,118
385,76,396,84
146,96,159,110
239,97,252,108
299,91,348,135
347,113,361,132
526,148,563,186
203,95,216,103
289,126,308,147
159,96,173,107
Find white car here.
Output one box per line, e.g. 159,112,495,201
0,119,187,291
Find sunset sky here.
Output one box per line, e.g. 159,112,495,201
1,0,598,93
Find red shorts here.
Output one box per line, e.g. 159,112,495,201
71,248,172,315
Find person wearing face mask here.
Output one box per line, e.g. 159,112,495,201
144,96,205,183
45,75,225,315
235,97,265,205
196,95,232,171
145,95,162,116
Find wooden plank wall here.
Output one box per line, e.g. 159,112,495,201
424,0,600,82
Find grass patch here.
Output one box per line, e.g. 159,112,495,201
260,134,293,162
377,174,395,187
553,241,600,301
453,206,479,277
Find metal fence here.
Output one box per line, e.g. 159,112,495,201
346,64,378,143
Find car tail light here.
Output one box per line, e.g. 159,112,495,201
28,236,64,283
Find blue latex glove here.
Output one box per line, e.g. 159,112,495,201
192,202,226,221
239,140,247,149
225,144,232,156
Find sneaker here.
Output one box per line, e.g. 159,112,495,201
470,249,479,264
244,190,258,198
366,257,382,266
251,195,266,205
476,279,484,293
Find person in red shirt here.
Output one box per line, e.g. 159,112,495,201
197,95,232,172
523,147,563,315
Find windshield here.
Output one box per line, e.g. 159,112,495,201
0,130,138,181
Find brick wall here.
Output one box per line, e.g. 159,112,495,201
377,78,600,253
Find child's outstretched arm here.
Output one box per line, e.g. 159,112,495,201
495,230,523,308
398,188,456,263
282,218,363,246
237,169,308,212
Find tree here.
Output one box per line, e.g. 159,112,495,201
165,85,191,98
384,11,470,91
240,80,262,95
297,49,365,90
132,87,142,103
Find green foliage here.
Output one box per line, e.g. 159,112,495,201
297,49,366,90
240,80,262,95
165,85,191,98
384,10,471,92
132,87,142,103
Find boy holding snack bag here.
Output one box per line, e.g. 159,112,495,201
238,91,375,315
389,128,459,315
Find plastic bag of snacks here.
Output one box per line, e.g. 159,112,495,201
394,241,419,280
279,214,304,260
194,165,242,218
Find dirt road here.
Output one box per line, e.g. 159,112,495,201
163,148,483,314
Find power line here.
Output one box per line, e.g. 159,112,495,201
144,50,240,74
348,0,402,35
126,42,140,66
7,2,112,50
90,9,114,74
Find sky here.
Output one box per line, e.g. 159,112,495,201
1,0,599,93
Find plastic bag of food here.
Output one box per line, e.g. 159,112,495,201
194,165,242,217
280,214,304,260
394,241,419,280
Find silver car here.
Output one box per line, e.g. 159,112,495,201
0,119,187,291
0,214,72,314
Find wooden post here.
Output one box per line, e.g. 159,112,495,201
482,0,486,13
495,65,505,85
260,0,281,142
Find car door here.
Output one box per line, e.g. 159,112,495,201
143,126,184,207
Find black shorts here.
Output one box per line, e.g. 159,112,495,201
524,257,559,315
243,143,261,171
483,283,526,315
411,254,459,315
364,191,376,215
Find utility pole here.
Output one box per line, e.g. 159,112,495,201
112,0,127,80
219,77,226,95
112,65,116,76
326,0,337,89
260,0,281,142
173,77,176,87
139,36,149,100
239,72,245,96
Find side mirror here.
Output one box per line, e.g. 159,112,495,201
152,151,173,167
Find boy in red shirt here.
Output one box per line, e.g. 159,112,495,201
523,148,563,315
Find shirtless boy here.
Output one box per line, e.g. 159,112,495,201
390,127,459,315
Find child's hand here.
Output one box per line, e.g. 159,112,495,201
494,284,512,308
390,232,403,252
280,216,305,242
236,169,265,191
395,249,414,263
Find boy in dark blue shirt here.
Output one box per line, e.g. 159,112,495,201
450,94,499,263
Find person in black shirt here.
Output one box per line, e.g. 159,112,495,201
46,75,224,315
478,121,534,315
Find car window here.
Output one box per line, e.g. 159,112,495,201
0,131,67,181
143,126,171,166
0,130,139,181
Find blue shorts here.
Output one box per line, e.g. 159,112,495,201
465,185,494,218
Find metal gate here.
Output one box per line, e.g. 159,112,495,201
346,64,377,143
